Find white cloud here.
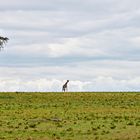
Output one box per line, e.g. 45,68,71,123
0,77,140,92
131,36,140,46
0,0,140,91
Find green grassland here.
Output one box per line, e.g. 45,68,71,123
0,92,140,140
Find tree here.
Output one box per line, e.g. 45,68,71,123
0,36,9,50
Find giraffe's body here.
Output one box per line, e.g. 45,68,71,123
62,80,69,92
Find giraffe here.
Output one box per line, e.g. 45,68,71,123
62,80,69,92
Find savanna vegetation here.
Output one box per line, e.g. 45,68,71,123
0,92,140,140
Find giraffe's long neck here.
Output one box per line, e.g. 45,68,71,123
65,81,69,85
66,81,68,84
63,81,69,88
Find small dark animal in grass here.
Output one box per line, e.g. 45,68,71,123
0,36,9,50
62,80,69,92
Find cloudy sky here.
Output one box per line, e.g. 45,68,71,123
0,0,140,91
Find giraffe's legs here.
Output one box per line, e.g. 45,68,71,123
62,87,65,92
66,87,68,92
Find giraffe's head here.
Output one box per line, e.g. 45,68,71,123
67,80,69,83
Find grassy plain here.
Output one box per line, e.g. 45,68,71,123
0,92,140,140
